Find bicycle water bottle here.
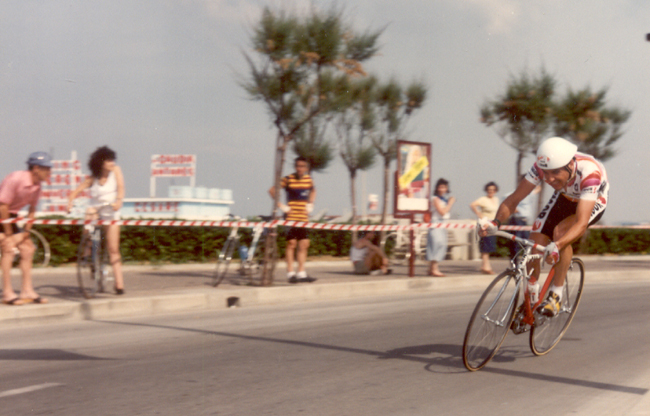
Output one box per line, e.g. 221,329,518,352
528,281,540,304
238,245,249,262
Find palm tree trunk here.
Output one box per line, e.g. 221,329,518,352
380,155,390,225
262,132,288,286
350,169,357,225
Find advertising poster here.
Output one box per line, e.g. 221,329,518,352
395,140,431,214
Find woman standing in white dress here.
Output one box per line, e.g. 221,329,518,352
426,178,455,277
68,146,126,294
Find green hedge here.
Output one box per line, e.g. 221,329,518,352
33,222,650,266
495,228,650,258
35,222,352,266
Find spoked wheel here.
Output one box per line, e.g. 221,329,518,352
530,258,585,356
77,233,99,299
463,271,520,371
212,241,236,287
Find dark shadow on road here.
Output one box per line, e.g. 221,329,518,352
33,284,87,301
0,349,112,361
94,319,647,395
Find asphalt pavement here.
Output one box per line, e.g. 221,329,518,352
2,255,650,325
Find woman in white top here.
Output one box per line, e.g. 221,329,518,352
426,178,455,277
470,181,500,274
350,231,391,275
68,146,126,294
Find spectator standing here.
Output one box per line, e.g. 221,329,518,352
0,152,53,305
470,182,500,274
68,146,126,294
506,175,540,257
426,178,455,277
268,156,317,283
350,231,391,275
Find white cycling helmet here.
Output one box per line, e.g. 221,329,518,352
536,137,577,170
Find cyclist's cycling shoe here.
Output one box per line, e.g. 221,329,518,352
537,291,561,317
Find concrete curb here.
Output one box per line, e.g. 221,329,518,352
3,267,650,326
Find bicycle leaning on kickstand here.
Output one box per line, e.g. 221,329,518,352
212,220,276,287
76,204,116,299
462,228,585,372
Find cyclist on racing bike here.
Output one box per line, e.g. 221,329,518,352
479,137,608,317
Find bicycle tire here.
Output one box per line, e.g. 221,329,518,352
6,229,51,268
463,271,520,371
77,232,99,299
28,229,51,268
212,239,237,287
529,258,585,356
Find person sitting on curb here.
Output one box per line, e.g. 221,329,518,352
350,231,392,275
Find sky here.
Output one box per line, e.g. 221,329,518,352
1,0,650,225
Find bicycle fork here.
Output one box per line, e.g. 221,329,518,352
481,274,520,328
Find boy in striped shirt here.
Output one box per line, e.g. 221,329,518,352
269,157,317,283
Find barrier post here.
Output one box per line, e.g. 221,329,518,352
409,214,415,277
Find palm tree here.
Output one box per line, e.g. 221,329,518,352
480,67,556,185
370,79,427,224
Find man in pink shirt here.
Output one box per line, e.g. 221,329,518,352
0,152,52,305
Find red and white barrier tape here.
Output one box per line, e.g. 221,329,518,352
1,217,648,231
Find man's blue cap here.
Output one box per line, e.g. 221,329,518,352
26,151,53,168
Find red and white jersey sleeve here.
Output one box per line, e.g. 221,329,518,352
524,152,609,204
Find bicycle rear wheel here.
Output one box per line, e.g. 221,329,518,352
463,271,520,371
8,229,51,268
77,232,99,299
212,240,236,287
530,258,585,356
28,229,51,268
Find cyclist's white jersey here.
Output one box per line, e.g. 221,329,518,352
525,151,609,207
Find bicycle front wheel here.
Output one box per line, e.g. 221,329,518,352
463,271,520,371
77,233,99,299
530,258,585,356
212,241,236,287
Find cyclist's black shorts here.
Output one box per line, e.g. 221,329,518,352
285,227,309,241
532,192,605,240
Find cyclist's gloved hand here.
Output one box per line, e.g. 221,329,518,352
306,203,314,214
278,204,291,213
543,242,560,265
477,217,498,237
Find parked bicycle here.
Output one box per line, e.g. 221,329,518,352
0,218,50,268
462,228,585,371
381,228,427,265
212,220,276,287
76,204,115,299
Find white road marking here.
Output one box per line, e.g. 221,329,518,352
0,383,63,398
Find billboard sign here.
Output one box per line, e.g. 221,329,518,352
150,154,196,197
394,140,431,214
